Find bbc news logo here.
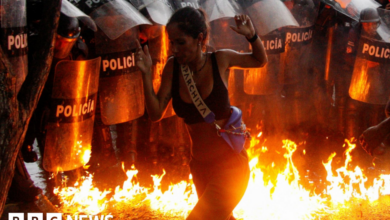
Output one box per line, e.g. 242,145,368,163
8,213,114,220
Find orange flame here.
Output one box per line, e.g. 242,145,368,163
54,136,390,219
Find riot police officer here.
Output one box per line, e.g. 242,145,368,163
26,13,83,161
343,8,389,167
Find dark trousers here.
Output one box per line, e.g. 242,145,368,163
187,149,250,220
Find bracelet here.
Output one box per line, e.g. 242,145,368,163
246,33,258,43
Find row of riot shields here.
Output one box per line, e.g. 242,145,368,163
40,0,313,172
41,0,150,172
315,2,390,106
30,0,390,172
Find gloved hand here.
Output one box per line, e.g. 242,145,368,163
360,125,387,156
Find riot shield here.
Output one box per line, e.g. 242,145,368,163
95,28,145,125
1,0,28,94
244,31,284,95
320,0,356,22
61,0,97,31
309,4,338,84
349,10,390,104
66,0,111,15
279,0,318,84
201,0,244,22
128,0,174,25
378,9,390,42
245,0,299,36
172,0,200,9
320,0,380,22
43,57,101,172
200,0,246,50
208,18,249,51
343,0,380,20
89,0,151,40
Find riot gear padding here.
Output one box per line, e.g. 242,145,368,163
360,7,380,22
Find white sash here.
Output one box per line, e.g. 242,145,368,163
180,65,216,123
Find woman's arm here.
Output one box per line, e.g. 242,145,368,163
216,15,268,70
136,40,173,122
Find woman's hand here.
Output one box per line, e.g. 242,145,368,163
230,14,256,39
135,40,153,76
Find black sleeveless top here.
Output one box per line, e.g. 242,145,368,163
172,53,231,124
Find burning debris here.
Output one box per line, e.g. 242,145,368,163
50,137,390,220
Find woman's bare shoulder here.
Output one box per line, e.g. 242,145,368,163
214,49,238,68
162,56,175,76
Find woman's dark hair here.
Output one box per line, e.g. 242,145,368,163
167,7,209,46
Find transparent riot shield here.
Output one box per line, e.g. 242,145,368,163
65,0,110,15
245,0,299,36
89,0,150,124
43,57,101,172
378,9,390,42
201,0,243,22
343,0,380,20
61,0,97,31
201,0,246,50
90,0,151,40
128,0,174,25
1,0,28,94
349,20,390,104
319,0,353,21
209,18,249,51
323,0,380,22
279,0,318,84
172,0,200,9
95,28,145,125
243,0,297,95
244,32,284,95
